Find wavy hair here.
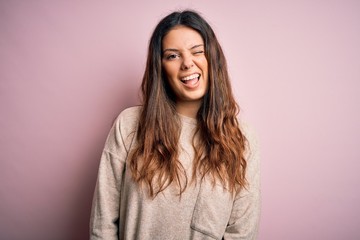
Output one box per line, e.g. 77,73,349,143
129,10,248,197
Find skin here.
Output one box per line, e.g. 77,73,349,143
162,26,209,118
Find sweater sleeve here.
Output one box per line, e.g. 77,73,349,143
224,124,261,240
90,110,136,240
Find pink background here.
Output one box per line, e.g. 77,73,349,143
1,1,359,239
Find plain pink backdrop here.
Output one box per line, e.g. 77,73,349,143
1,1,359,239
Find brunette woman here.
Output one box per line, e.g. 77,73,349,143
90,10,260,240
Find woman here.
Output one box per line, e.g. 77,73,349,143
90,10,260,240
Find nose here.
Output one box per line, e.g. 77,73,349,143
181,54,194,70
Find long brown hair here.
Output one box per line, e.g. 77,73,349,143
129,10,247,197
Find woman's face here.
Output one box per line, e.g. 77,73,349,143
162,26,208,112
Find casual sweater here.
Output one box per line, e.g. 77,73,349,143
90,106,261,240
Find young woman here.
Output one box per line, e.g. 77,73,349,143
90,10,260,240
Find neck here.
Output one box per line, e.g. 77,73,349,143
175,101,201,119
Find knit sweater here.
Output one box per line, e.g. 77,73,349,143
90,106,261,240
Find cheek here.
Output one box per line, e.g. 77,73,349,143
195,57,208,72
203,59,209,71
162,65,178,89
162,63,178,78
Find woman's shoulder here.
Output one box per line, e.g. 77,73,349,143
113,105,141,126
103,106,142,154
112,105,142,136
238,120,260,159
239,121,257,141
118,105,142,120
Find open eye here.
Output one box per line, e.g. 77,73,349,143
165,53,180,60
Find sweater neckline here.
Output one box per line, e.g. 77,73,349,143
177,113,197,126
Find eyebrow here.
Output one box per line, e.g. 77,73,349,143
163,44,204,53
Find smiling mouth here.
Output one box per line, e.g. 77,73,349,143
180,73,200,84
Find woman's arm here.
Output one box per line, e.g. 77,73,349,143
90,150,125,240
90,109,137,240
224,124,261,240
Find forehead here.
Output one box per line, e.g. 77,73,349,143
162,26,204,49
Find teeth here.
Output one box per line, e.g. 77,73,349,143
181,74,200,81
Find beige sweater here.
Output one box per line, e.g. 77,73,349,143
90,106,260,240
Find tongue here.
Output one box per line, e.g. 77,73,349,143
184,78,198,86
